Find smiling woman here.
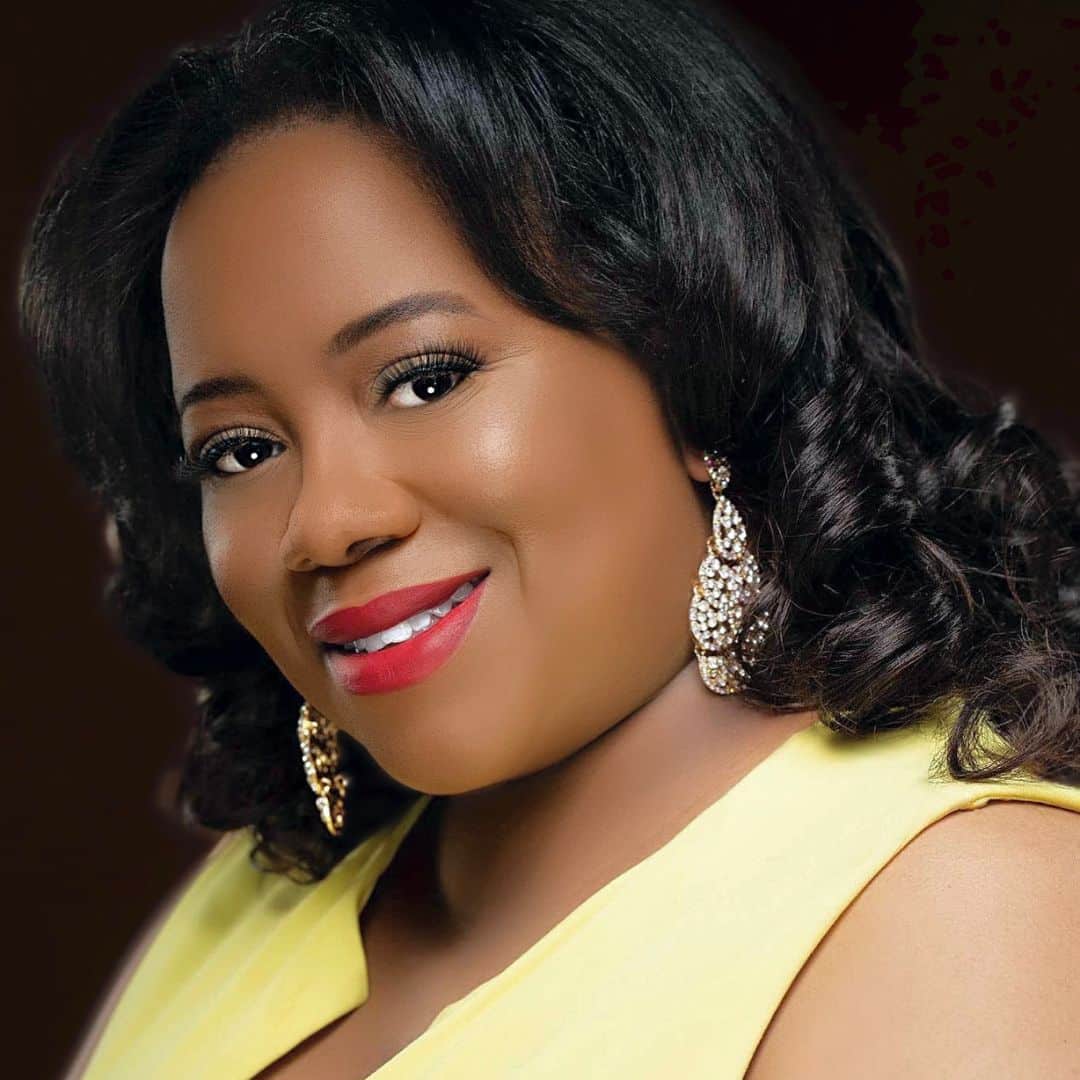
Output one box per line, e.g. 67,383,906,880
16,0,1080,1078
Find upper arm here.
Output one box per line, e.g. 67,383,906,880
746,800,1080,1080
62,836,227,1080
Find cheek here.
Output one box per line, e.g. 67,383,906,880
458,344,702,710
202,499,279,638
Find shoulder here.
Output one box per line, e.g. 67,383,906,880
62,833,237,1079
746,798,1080,1079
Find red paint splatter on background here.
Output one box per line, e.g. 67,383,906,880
876,103,921,154
915,189,950,217
928,223,951,248
934,161,964,180
1010,96,1037,119
714,4,1069,293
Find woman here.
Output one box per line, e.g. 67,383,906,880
18,0,1080,1076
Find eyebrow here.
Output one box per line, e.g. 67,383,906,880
175,289,479,416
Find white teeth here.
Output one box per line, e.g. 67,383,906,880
341,578,481,654
381,622,413,645
408,610,435,632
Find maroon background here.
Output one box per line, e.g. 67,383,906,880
5,2,1078,1076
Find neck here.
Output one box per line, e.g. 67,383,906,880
409,655,817,941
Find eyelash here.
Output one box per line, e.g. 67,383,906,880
173,341,485,485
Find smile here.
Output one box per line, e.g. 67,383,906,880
324,571,490,695
330,573,486,654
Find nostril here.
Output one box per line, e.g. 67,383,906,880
346,535,400,561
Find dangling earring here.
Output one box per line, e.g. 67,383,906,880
689,451,770,694
297,701,349,836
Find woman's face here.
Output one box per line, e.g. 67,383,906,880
164,117,714,793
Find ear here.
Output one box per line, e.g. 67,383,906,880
681,443,713,485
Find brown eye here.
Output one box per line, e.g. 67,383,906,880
207,436,284,475
176,428,285,484
386,366,472,408
374,347,485,408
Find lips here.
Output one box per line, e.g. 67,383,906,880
310,567,491,647
325,573,489,695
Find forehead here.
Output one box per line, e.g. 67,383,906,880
161,118,484,366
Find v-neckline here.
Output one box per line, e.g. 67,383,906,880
354,714,832,1077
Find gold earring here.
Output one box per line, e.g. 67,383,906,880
689,451,770,694
297,701,349,836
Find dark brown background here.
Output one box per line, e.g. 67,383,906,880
5,2,1078,1076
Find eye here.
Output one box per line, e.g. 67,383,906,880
173,344,487,486
208,435,283,475
174,427,285,485
375,347,484,409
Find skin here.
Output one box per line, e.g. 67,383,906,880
155,116,1080,1078
745,800,1080,1079
163,114,816,927
160,116,818,1070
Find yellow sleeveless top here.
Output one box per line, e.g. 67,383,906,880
83,699,1080,1079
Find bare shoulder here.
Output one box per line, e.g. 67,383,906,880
62,834,230,1079
746,798,1080,1080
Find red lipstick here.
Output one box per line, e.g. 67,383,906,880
310,568,488,645
312,568,491,696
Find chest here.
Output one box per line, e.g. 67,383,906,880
248,826,707,1077
250,746,800,1077
251,887,823,1080
251,893,528,1079
252,800,532,1080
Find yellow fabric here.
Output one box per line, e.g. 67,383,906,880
84,699,1080,1079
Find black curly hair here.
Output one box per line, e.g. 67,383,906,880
18,0,1080,882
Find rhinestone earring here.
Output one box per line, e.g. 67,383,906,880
297,701,349,836
689,451,770,694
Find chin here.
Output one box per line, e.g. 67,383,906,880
363,722,557,797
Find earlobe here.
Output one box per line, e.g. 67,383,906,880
681,444,713,485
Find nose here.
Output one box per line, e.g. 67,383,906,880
279,456,419,573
